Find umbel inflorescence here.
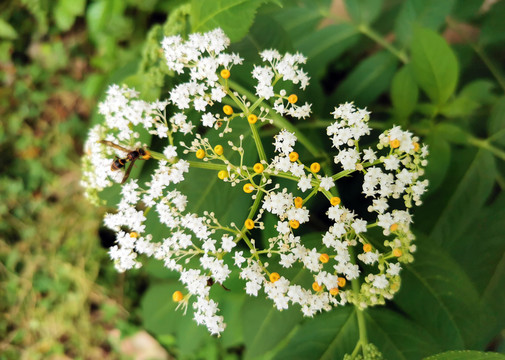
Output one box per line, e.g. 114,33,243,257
81,28,429,336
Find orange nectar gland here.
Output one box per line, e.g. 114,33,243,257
294,196,303,209
172,291,183,302
243,183,255,193
390,139,400,149
413,142,420,152
390,223,399,232
319,253,330,263
269,272,280,283
289,151,299,162
363,243,372,253
245,219,255,230
310,162,321,173
288,94,298,104
196,149,205,159
218,170,228,180
247,114,258,124
223,105,233,116
220,69,230,79
337,277,346,287
253,163,264,174
393,248,403,257
329,288,339,296
130,232,139,238
289,219,300,229
312,282,322,292
214,144,224,156
330,197,341,206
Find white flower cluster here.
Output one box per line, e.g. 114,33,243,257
81,28,429,336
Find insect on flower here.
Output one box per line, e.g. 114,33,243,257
99,140,151,184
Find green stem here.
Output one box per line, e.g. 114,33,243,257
250,121,267,162
467,136,505,161
357,24,408,64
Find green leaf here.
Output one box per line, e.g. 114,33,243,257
296,23,360,80
344,0,383,25
410,27,459,105
429,150,495,248
54,0,86,31
390,65,419,119
395,0,455,45
433,123,469,145
422,132,451,193
394,240,482,349
452,0,484,21
191,0,267,42
425,351,505,360
273,4,324,40
440,80,495,118
446,192,505,348
0,19,18,40
330,50,398,107
272,307,357,360
488,96,505,145
480,1,505,46
366,308,441,360
242,296,303,360
141,283,209,355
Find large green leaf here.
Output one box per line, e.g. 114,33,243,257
429,150,496,248
410,27,459,105
366,308,441,360
273,4,324,40
272,307,358,360
191,0,268,42
242,296,304,360
344,0,383,25
390,65,419,120
394,240,482,349
329,50,398,108
447,192,505,348
479,1,505,46
425,351,505,360
440,80,495,118
395,0,455,45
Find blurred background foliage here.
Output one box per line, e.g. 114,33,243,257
1,0,505,359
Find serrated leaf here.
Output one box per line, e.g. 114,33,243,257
429,150,495,248
395,0,455,45
424,351,505,360
242,296,303,360
330,50,398,107
391,65,419,119
410,27,459,105
366,308,441,360
394,240,482,349
272,307,357,360
0,19,18,40
191,0,267,42
344,0,383,25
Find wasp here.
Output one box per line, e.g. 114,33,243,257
99,140,151,184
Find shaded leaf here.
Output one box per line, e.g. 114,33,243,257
430,150,495,248
479,1,505,46
394,240,482,349
410,27,459,105
425,351,505,360
0,19,18,39
488,96,505,145
344,0,383,25
272,307,357,360
366,308,441,360
423,132,451,193
330,51,398,107
440,80,495,118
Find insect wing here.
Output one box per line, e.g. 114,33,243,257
99,140,131,154
121,158,137,184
